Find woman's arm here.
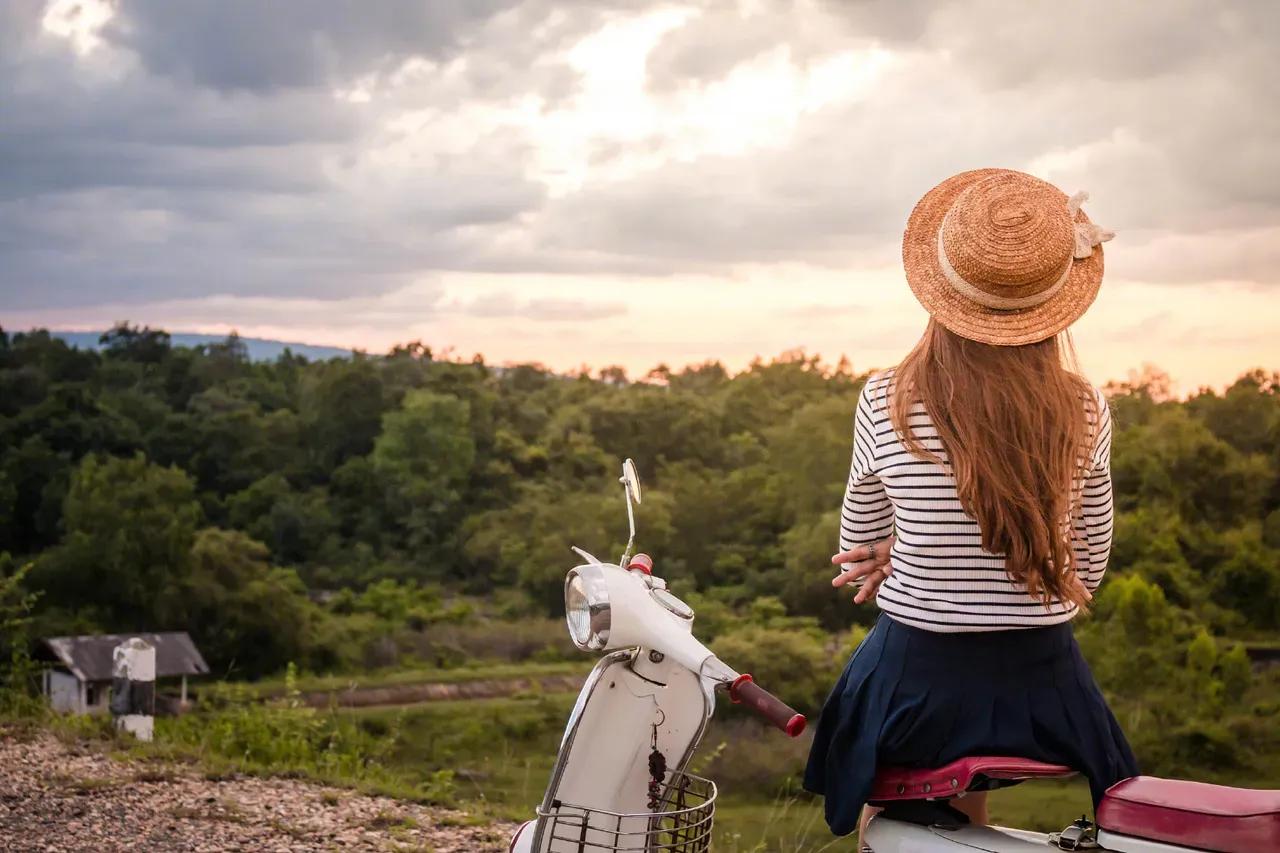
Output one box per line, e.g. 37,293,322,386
839,381,894,550
1077,392,1114,592
832,381,895,602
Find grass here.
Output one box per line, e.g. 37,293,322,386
713,793,839,853
367,809,419,831
12,658,1276,851
239,659,589,699
50,772,120,795
52,677,463,807
341,694,569,817
168,799,250,825
332,694,1099,851
988,778,1093,832
12,697,1101,851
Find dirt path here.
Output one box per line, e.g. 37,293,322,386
297,673,585,709
0,731,517,852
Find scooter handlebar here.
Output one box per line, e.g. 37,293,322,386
728,674,807,737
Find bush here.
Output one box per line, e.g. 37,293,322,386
157,664,456,804
1159,722,1244,775
692,717,812,794
0,559,42,718
712,625,835,713
406,618,576,667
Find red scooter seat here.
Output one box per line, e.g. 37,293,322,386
1097,776,1280,853
869,756,1076,801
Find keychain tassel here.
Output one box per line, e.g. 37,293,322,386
647,718,667,811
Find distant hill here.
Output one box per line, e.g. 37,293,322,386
49,331,353,362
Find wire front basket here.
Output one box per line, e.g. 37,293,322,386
535,770,717,852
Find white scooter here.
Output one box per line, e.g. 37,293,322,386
510,459,1280,853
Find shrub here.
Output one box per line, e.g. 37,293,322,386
406,618,576,667
155,664,455,804
0,559,42,718
712,625,833,713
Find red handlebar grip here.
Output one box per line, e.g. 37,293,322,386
627,553,653,574
729,674,807,738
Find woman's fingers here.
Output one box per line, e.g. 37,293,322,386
831,544,874,565
831,537,896,588
831,537,896,568
832,559,879,587
853,570,885,604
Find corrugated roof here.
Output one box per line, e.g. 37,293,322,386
42,632,210,682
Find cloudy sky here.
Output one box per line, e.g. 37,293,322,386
3,0,1278,389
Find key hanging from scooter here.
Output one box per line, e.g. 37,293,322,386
647,711,667,811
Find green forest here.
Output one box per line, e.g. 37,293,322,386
1,323,1278,841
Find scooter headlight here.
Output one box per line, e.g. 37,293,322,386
565,565,611,650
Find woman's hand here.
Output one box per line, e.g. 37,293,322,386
831,537,895,604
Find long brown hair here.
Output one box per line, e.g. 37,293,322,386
890,320,1098,607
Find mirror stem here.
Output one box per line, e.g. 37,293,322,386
620,484,637,567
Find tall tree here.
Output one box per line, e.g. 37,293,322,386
372,390,476,562
34,454,201,627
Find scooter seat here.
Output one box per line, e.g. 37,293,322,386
1097,776,1280,853
869,755,1076,801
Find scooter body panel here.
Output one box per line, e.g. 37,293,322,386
865,818,1109,852
520,648,712,853
866,819,1206,852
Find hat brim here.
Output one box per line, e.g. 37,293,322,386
901,168,1104,347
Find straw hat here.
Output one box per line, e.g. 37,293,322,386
902,168,1114,346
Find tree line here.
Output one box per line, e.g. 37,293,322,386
1,323,1278,777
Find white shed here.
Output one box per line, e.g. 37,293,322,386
40,632,210,715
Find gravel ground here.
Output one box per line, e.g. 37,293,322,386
0,731,517,852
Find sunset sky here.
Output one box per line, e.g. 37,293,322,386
3,1,1279,391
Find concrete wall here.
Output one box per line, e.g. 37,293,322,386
45,669,81,714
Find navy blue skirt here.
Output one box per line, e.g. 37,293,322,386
803,616,1139,837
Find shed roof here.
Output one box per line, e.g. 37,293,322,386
42,632,210,682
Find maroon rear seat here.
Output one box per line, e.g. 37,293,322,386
1097,776,1280,853
870,755,1076,801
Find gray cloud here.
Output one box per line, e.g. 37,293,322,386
0,0,559,308
102,0,520,92
2,0,1279,319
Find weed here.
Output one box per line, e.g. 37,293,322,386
168,802,249,825
51,774,119,795
267,818,308,839
367,809,416,831
434,813,485,828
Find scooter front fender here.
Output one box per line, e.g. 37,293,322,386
522,648,713,853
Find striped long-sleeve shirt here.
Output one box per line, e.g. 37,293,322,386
840,370,1114,632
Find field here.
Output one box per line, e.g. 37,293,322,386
337,691,1096,850
18,657,1279,851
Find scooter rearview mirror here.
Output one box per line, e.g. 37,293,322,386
619,458,641,567
621,457,642,505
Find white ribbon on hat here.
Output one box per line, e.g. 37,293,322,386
1067,191,1116,259
937,190,1115,310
